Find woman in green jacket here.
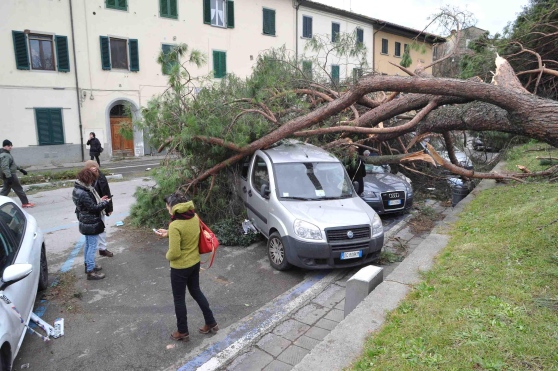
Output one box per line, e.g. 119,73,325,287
156,193,218,341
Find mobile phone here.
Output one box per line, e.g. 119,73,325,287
153,229,160,234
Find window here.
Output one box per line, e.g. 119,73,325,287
356,28,363,46
252,156,270,197
160,0,178,19
331,65,339,85
332,22,340,42
240,156,250,180
161,44,178,75
106,0,127,11
0,203,26,277
213,50,226,78
302,60,312,79
352,68,363,84
263,8,276,36
381,38,388,54
404,44,409,53
302,16,312,38
35,108,64,145
203,0,234,28
12,31,70,72
395,42,401,57
99,36,139,71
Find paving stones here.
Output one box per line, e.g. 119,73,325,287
272,319,309,341
277,345,309,366
257,334,292,357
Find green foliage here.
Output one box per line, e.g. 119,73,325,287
400,48,412,68
211,218,263,247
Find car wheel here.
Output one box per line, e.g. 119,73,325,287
267,232,291,271
38,245,48,291
0,344,11,371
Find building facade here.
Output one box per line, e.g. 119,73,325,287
1,0,441,166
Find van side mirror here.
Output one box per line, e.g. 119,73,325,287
261,183,271,199
352,181,360,194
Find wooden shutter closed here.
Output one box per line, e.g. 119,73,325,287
160,0,168,17
227,1,235,28
169,0,177,18
55,35,70,72
117,0,127,10
332,23,340,42
100,36,111,70
331,65,339,84
213,51,226,78
263,9,275,35
356,28,364,45
12,31,30,70
203,0,211,24
35,108,64,145
162,44,172,75
129,39,139,71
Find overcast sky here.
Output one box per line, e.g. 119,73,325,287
313,0,530,36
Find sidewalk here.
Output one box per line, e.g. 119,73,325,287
201,165,503,371
24,153,167,172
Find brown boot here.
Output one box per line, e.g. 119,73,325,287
84,263,102,273
170,331,190,341
99,249,114,257
87,271,106,280
198,324,219,334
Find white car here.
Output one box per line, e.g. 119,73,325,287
0,196,48,371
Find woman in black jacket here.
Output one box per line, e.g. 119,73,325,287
72,168,111,280
86,132,102,166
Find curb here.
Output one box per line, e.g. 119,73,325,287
23,174,124,192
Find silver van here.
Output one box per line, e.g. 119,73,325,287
238,141,384,270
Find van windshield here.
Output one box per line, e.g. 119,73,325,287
274,162,354,200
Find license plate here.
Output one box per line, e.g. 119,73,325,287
341,250,362,260
388,199,402,206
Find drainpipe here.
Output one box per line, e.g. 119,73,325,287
69,0,85,161
294,0,302,64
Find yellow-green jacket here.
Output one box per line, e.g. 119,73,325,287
165,201,200,269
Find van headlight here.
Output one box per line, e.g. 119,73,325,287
371,213,383,237
361,190,378,198
294,219,323,240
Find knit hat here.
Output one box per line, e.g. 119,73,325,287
3,139,13,147
84,160,99,169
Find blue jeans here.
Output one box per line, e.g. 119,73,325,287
170,263,216,334
84,234,99,272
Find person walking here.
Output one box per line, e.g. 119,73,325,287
86,132,103,167
72,167,111,280
0,139,35,208
156,193,218,341
84,160,115,257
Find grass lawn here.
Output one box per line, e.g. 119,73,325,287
352,143,558,370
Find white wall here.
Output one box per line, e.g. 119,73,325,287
297,6,373,82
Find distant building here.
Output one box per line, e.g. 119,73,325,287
432,26,488,78
1,0,443,166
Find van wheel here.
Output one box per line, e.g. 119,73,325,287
38,245,48,291
268,232,291,271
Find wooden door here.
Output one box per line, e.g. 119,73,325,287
110,117,134,155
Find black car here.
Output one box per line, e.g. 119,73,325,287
360,164,413,215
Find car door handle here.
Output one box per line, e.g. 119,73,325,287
242,186,247,193
248,190,252,197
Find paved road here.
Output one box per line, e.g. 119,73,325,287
10,178,405,371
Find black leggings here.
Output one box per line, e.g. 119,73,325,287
90,154,100,166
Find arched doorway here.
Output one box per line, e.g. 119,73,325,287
110,104,134,156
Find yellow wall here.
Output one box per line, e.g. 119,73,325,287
373,30,434,75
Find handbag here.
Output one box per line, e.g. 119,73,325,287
100,147,104,153
198,218,219,268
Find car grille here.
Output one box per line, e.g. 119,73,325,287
331,241,369,252
381,190,406,210
325,226,370,242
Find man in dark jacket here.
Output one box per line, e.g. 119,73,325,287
84,160,114,257
86,132,103,167
0,139,35,208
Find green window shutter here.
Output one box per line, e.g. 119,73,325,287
100,36,111,70
356,28,363,46
331,65,339,85
170,0,178,18
213,51,226,78
203,0,211,24
106,0,126,10
117,0,127,10
106,0,117,8
35,108,64,145
12,31,30,70
160,0,168,17
227,1,235,28
129,39,139,72
302,61,312,79
55,35,70,72
263,9,275,35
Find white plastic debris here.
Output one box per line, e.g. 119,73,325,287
242,219,258,234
